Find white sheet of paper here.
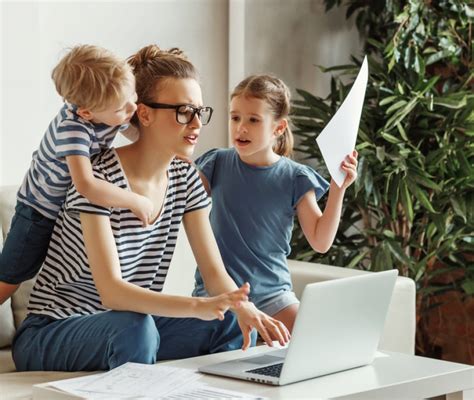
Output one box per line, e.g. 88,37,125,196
46,363,267,399
316,56,368,187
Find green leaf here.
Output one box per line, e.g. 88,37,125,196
433,95,468,109
400,179,414,223
379,95,399,106
461,280,474,295
386,100,408,114
381,131,401,144
407,180,437,213
386,240,412,266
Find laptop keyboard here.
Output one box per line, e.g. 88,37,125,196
246,362,283,377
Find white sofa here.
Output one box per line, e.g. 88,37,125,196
0,185,416,397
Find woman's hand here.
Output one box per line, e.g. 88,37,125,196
130,194,155,226
234,301,291,350
194,283,250,321
340,150,358,190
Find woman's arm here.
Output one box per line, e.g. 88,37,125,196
297,151,358,253
183,207,290,349
67,155,154,225
80,212,247,320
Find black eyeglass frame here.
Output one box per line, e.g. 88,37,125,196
143,102,214,125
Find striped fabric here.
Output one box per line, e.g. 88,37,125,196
27,148,210,320
17,103,125,219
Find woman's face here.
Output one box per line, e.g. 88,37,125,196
142,78,204,159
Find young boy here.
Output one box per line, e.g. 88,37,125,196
0,44,154,304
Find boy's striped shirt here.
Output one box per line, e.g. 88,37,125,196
18,103,125,219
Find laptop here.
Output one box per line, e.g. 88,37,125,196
199,269,398,386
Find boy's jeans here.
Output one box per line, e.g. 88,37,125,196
13,310,254,371
0,202,55,284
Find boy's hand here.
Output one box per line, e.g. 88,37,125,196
340,150,358,190
131,195,155,226
194,283,250,321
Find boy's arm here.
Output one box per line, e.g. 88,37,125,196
66,155,153,225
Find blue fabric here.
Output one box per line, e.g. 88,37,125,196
193,148,329,306
0,202,55,284
12,311,253,371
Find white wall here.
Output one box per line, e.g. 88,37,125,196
244,0,361,99
0,0,229,186
1,0,361,187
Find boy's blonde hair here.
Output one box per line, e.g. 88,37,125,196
52,44,133,111
231,74,294,158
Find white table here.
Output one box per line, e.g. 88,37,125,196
162,345,474,400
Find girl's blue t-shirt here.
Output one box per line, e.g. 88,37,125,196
193,148,329,303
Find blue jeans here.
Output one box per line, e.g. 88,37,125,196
0,202,55,284
13,311,255,371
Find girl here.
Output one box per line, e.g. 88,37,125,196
193,74,358,333
12,48,289,372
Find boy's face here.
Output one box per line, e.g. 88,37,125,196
79,78,138,127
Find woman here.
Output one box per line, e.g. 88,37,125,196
12,45,289,372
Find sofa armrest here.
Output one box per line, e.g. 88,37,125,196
288,259,416,355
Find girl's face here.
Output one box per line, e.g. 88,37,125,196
140,78,204,159
229,95,282,164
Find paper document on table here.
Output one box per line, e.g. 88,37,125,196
316,56,368,187
42,362,266,399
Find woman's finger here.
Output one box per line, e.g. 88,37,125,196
241,325,252,350
265,318,285,346
256,321,273,347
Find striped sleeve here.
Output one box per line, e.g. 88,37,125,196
64,167,111,216
184,165,211,213
55,119,92,159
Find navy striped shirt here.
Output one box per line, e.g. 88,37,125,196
27,148,210,320
18,103,126,219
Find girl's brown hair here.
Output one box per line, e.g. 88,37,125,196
231,74,294,157
127,45,199,126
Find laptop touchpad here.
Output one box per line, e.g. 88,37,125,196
243,355,283,365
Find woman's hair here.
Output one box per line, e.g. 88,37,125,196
127,45,199,126
231,74,294,157
52,44,133,111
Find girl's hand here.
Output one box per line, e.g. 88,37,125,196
340,149,358,190
234,301,291,350
195,283,250,321
130,194,155,226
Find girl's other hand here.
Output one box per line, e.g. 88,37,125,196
340,149,358,190
195,283,250,321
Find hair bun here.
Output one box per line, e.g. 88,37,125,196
128,45,188,71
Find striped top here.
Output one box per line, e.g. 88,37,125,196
18,103,126,219
27,148,210,320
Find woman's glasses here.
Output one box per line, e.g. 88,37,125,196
143,103,213,125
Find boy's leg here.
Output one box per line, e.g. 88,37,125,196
154,312,256,361
0,202,55,303
0,282,20,304
13,311,160,371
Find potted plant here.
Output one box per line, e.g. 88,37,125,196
290,0,474,362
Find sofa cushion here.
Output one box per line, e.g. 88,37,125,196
0,186,18,348
0,298,16,348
